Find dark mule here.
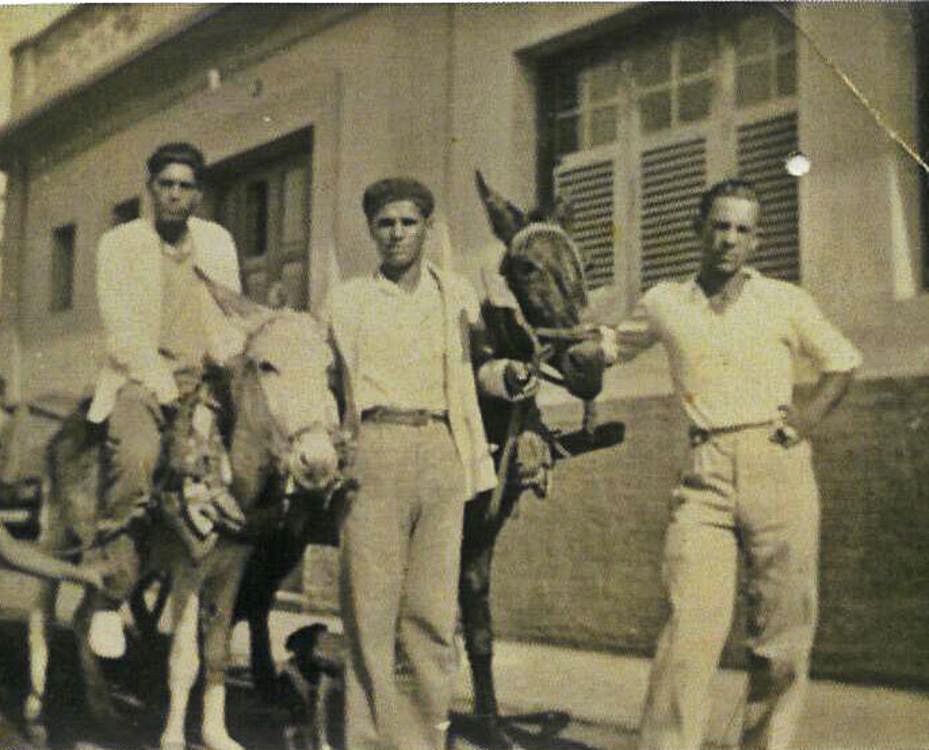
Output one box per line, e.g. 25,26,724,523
459,172,612,749
26,276,344,750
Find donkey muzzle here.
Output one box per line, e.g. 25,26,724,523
290,430,340,490
560,340,606,401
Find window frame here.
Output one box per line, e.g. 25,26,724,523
537,5,800,298
49,222,76,313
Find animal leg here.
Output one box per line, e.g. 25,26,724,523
200,551,248,750
72,587,123,725
246,589,278,701
160,582,200,750
24,580,57,748
581,399,598,436
460,495,505,718
129,570,170,638
460,539,499,717
460,500,517,750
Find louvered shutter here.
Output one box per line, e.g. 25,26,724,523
554,158,615,290
639,138,707,291
737,112,799,281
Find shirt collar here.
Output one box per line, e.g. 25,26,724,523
154,220,195,263
372,261,441,298
687,265,759,304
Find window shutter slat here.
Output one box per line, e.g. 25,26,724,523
639,138,707,290
555,158,616,289
737,112,800,282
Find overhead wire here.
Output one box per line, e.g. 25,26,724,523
766,2,929,176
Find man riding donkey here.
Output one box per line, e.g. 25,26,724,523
23,139,347,750
85,141,246,605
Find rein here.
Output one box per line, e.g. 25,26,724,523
533,324,601,344
49,504,148,558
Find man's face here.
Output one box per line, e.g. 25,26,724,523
148,162,201,226
698,195,760,278
368,199,431,274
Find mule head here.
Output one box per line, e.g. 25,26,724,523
475,172,604,401
197,268,342,492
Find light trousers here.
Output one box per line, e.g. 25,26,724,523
340,420,466,750
638,426,820,750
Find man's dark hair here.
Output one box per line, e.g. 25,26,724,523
695,178,760,229
362,177,435,221
146,142,206,183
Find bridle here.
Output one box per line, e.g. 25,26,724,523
243,314,354,507
485,223,604,520
501,222,602,387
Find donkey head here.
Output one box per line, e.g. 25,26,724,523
476,171,604,401
197,269,342,493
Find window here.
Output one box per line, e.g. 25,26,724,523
50,223,75,312
540,6,799,293
112,196,140,226
207,129,313,310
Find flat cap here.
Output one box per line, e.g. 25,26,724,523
362,177,435,220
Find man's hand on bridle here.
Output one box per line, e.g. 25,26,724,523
503,360,540,401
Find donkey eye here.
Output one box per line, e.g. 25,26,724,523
258,360,279,375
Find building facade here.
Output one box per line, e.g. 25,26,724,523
1,3,927,686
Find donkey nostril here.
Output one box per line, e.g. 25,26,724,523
295,441,339,477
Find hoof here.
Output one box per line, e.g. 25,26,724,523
25,719,49,749
201,733,246,750
469,715,518,750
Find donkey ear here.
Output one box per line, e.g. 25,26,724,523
195,266,274,331
475,170,527,247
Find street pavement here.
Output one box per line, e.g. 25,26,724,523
1,593,928,749
235,609,929,750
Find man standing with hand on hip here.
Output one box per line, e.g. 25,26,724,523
326,177,535,750
595,179,860,750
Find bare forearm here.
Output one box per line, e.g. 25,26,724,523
807,370,854,425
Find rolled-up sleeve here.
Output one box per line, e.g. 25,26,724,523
790,288,862,372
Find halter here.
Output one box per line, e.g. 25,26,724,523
242,313,352,504
508,222,585,284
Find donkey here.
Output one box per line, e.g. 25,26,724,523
25,275,345,750
459,172,611,749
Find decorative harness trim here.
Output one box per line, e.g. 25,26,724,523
509,222,585,286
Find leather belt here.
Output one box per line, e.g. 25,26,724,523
688,420,775,447
361,406,449,427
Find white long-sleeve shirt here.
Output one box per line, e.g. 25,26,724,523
601,268,862,429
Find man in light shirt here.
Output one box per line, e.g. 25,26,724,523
326,177,535,750
89,142,243,590
597,179,861,750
